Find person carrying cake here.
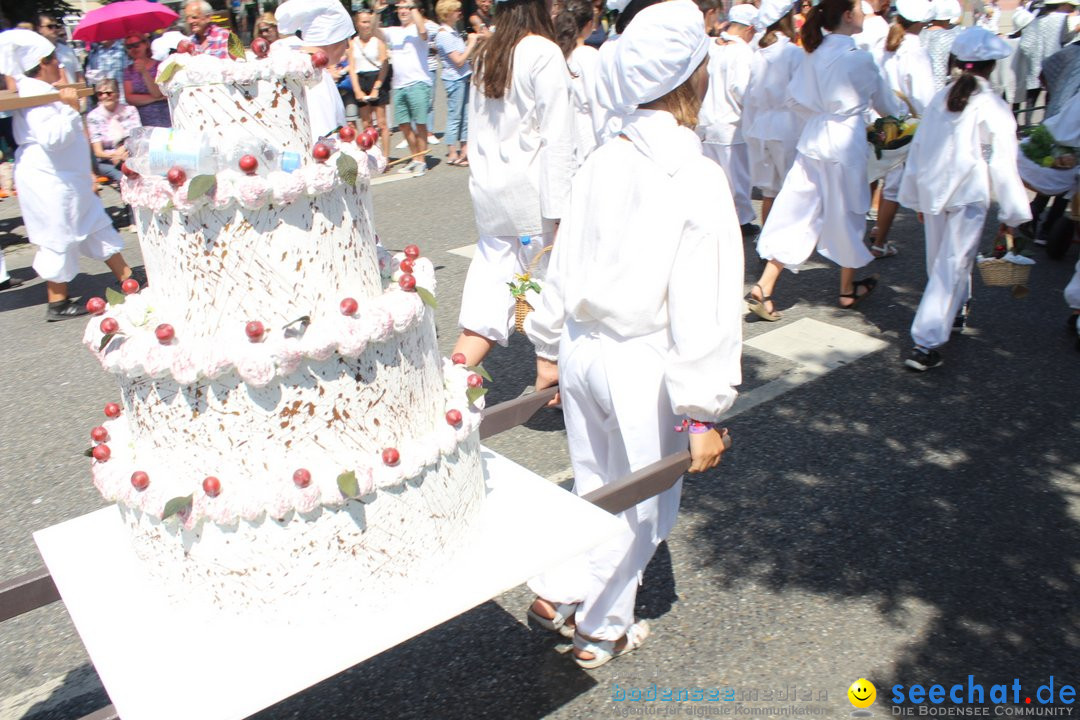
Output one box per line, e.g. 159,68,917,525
522,0,742,668
0,29,139,322
274,0,356,142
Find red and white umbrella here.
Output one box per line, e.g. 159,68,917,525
72,1,180,44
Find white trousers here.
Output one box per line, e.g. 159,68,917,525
32,225,123,284
911,204,987,350
528,319,682,641
0,249,8,283
746,136,797,198
1065,256,1080,310
757,154,874,270
882,164,903,203
703,142,756,225
458,231,553,345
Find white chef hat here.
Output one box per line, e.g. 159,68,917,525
728,3,759,26
1011,7,1036,31
933,0,961,22
0,29,56,77
596,0,708,114
151,30,186,62
896,0,935,21
275,0,355,46
951,26,1012,61
755,0,797,29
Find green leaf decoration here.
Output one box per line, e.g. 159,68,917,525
337,470,359,498
468,363,493,383
156,60,182,84
98,333,117,353
337,153,358,186
228,32,246,60
416,286,437,308
187,174,217,200
162,494,193,520
105,287,125,306
83,447,94,458
466,386,488,406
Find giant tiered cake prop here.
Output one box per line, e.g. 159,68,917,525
80,50,487,611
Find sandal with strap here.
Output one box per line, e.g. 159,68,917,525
870,241,899,258
527,598,578,638
839,275,879,309
573,621,650,670
745,283,781,322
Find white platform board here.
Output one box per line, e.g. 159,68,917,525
34,448,621,720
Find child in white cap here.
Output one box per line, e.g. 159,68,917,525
898,27,1032,371
523,0,741,669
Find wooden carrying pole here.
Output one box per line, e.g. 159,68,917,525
0,85,95,113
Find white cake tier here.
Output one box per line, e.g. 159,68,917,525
161,53,320,155
118,435,484,614
130,182,383,341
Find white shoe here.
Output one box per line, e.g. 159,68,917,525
396,162,414,174
427,135,440,145
395,139,409,150
410,160,426,176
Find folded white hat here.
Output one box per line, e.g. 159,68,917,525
151,31,186,62
951,25,1013,61
1012,6,1036,31
729,3,759,26
0,28,56,77
755,0,797,29
275,0,354,46
933,0,961,22
606,0,632,11
596,0,709,114
896,0,935,22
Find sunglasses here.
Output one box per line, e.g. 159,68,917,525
96,91,115,96
258,26,275,33
41,23,59,29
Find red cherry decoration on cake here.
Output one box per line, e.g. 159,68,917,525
130,471,149,491
92,444,111,462
310,50,329,68
358,133,374,151
121,161,139,178
382,448,400,466
245,320,265,341
312,142,331,162
467,373,484,388
338,125,356,143
251,37,270,58
166,166,186,187
100,317,119,335
398,274,416,291
155,323,175,343
445,409,462,426
451,353,466,365
293,468,312,488
364,127,379,143
121,277,140,294
104,402,122,418
340,297,359,315
203,476,222,497
403,244,421,259
86,297,106,315
91,426,109,443
176,39,193,54
238,154,258,174
399,258,414,273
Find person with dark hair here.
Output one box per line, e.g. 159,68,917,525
556,0,603,166
747,0,903,321
524,0,739,669
122,33,170,128
897,27,1031,371
35,15,82,86
744,0,804,226
451,0,573,365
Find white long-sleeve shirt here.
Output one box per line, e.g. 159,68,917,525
881,32,937,116
854,13,889,67
743,34,805,145
525,110,744,422
568,44,603,169
699,34,754,145
898,78,1032,228
468,35,574,236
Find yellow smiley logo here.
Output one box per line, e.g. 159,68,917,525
848,678,877,709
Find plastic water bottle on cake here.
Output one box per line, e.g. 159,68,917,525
219,131,302,174
125,127,218,176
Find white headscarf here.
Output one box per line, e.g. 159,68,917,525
596,0,709,115
933,0,961,22
951,26,1012,61
151,31,187,62
755,0,797,30
275,0,354,46
896,0,935,22
729,3,759,26
0,29,56,77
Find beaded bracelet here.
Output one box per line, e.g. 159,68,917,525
674,419,715,434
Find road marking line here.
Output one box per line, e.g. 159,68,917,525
0,665,103,720
371,173,416,187
448,243,475,259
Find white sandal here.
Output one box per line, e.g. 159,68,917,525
572,620,650,669
870,241,899,258
527,599,579,638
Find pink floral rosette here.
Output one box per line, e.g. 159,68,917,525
236,173,271,210
268,170,306,206
235,347,276,387
302,163,337,196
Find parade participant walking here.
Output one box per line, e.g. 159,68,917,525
699,2,759,236
122,34,170,128
523,0,740,668
854,0,889,65
380,0,432,175
184,1,231,59
898,27,1031,371
748,0,903,321
451,0,573,365
555,0,603,167
744,0,803,227
922,0,961,90
347,10,391,160
275,0,355,142
0,30,138,321
434,0,479,166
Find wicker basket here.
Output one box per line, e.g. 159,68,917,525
512,244,553,334
1069,176,1080,222
977,231,1031,288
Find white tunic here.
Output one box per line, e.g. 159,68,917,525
698,34,754,145
897,77,1031,228
568,44,603,169
468,35,574,236
13,76,114,254
743,34,804,148
307,71,347,141
854,13,890,67
881,33,937,116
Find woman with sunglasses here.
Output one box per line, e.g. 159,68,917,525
86,78,142,185
254,12,281,44
122,33,170,127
